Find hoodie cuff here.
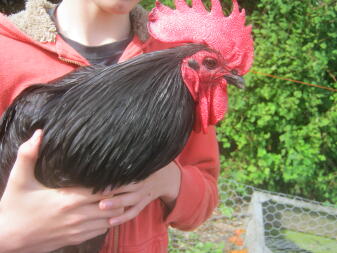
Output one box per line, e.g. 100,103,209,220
164,159,207,230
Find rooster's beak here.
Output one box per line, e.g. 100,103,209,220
224,74,245,89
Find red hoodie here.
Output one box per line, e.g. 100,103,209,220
0,1,220,252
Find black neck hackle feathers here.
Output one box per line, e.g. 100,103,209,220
0,44,208,196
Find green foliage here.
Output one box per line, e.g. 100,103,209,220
186,241,225,253
141,0,236,12
217,0,337,203
169,240,225,253
141,0,174,10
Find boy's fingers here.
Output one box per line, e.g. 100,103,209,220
109,201,148,226
8,129,43,188
56,186,117,206
67,227,109,246
99,192,139,210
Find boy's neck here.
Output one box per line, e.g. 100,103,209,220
56,0,132,47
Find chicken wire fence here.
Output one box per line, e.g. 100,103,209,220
168,179,337,253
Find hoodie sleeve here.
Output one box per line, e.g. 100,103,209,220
165,126,220,230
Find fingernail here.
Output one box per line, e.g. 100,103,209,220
100,200,112,210
31,129,42,144
109,219,120,226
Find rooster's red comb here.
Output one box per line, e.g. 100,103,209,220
148,0,254,75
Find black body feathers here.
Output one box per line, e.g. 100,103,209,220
0,44,207,196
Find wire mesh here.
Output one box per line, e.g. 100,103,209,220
168,179,337,253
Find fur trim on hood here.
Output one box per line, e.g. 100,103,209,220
8,0,149,43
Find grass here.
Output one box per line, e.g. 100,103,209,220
283,229,337,253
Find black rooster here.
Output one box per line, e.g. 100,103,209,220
0,44,204,195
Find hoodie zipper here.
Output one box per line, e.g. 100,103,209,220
113,225,120,253
58,56,86,67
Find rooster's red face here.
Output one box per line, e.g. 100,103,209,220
181,49,244,132
148,0,254,132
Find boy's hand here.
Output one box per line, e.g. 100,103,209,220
0,130,123,253
99,162,181,226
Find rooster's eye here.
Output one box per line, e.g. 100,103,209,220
231,69,238,75
202,57,218,70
